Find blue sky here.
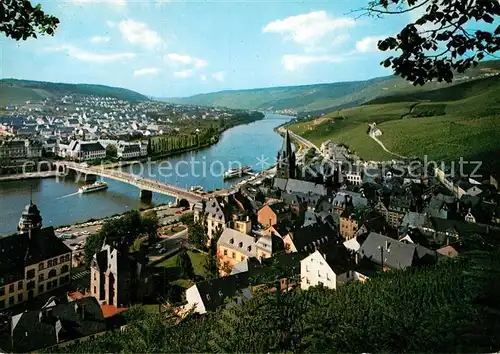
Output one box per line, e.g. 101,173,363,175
0,0,495,97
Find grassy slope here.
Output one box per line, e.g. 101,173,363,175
165,60,500,113
154,250,208,288
287,75,500,165
0,79,148,105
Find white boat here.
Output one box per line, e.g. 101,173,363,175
223,165,253,180
189,185,204,192
78,181,108,194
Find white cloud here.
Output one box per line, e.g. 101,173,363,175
356,36,386,53
212,71,225,82
194,59,207,69
281,54,344,71
200,74,207,81
165,53,208,69
48,45,136,63
165,53,193,64
134,67,160,76
107,20,117,28
118,20,163,50
173,69,194,79
90,36,110,44
263,11,355,47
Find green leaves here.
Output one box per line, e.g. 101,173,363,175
369,0,499,85
1,0,59,41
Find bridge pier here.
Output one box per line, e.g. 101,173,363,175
84,174,97,183
140,189,153,203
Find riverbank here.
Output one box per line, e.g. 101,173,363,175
0,171,57,182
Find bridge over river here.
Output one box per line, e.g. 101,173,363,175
54,162,208,205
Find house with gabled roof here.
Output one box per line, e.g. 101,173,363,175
357,232,436,271
184,273,252,314
301,248,367,290
10,297,107,352
283,222,339,254
257,202,291,228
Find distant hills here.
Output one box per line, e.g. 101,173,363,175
0,79,149,105
163,60,500,114
287,73,500,170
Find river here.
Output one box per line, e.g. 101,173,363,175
0,113,292,235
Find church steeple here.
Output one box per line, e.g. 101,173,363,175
276,130,296,179
281,130,292,158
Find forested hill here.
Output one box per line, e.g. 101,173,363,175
0,79,149,104
163,60,500,114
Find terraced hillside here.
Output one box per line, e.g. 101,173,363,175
287,75,500,169
165,60,500,114
0,79,148,105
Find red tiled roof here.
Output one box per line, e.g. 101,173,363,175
101,304,128,318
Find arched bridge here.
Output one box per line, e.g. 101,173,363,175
54,162,204,205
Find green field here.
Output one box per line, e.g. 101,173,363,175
287,74,500,167
155,249,208,288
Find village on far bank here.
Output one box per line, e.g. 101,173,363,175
1,115,500,351
0,94,264,171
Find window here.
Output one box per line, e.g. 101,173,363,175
8,284,14,293
38,262,45,271
39,274,44,282
39,284,44,293
306,265,309,272
65,254,70,262
9,297,14,305
26,269,35,280
223,249,227,256
60,256,65,263
0,287,4,297
48,269,57,279
17,281,22,291
27,281,35,291
241,256,245,261
229,238,234,244
0,300,4,309
232,252,236,259
238,242,243,248
326,273,330,281
93,286,96,294
61,265,69,274
94,272,96,280
306,278,310,284
318,271,321,278
48,260,53,267
53,258,58,266
17,294,23,303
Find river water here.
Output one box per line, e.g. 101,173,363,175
0,113,292,235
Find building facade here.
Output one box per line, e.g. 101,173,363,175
0,228,71,310
90,244,152,307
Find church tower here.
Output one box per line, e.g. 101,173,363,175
18,194,43,234
276,130,296,179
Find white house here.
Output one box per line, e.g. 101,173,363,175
185,273,252,314
117,143,141,159
300,250,367,290
59,140,106,161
